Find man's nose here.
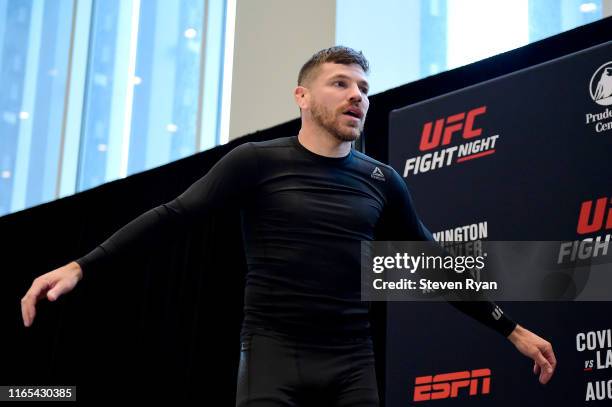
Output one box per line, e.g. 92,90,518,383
348,84,362,102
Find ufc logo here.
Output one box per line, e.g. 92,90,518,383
419,106,487,151
492,306,503,321
413,368,491,402
577,197,612,235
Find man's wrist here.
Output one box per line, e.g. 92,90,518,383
507,323,524,342
69,261,83,281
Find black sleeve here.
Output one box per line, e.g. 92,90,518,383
380,168,517,337
75,142,259,274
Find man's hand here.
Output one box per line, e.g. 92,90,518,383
508,324,556,384
21,261,83,327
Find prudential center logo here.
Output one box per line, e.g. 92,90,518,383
589,61,612,106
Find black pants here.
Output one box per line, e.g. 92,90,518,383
235,333,379,406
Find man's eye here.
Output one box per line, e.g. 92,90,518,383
334,81,346,87
361,88,369,94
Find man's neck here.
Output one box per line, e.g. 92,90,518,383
297,126,352,158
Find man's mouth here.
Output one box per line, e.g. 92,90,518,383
342,108,363,119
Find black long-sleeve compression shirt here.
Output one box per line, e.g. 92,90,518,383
76,136,516,342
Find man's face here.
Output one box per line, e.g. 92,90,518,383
300,63,370,142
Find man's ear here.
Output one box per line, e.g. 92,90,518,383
294,86,309,111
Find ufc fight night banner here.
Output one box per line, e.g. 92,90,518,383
386,41,612,405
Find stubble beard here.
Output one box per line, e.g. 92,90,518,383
311,101,362,142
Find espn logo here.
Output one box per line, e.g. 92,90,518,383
577,196,612,235
419,106,487,152
413,368,491,402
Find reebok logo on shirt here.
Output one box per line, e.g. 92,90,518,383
371,167,385,181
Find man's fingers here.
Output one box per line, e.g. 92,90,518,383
509,325,556,385
21,296,37,327
20,299,31,327
534,351,554,384
47,284,65,302
20,264,81,328
21,279,50,327
542,345,557,369
538,343,557,384
535,351,552,371
539,368,553,385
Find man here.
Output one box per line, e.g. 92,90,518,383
21,46,556,406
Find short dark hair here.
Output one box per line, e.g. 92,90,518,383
298,46,369,86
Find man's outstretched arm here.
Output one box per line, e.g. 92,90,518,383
20,142,259,327
417,222,557,384
380,167,557,384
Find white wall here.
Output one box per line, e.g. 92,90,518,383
229,0,336,141
604,0,612,17
227,0,612,142
336,0,421,95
